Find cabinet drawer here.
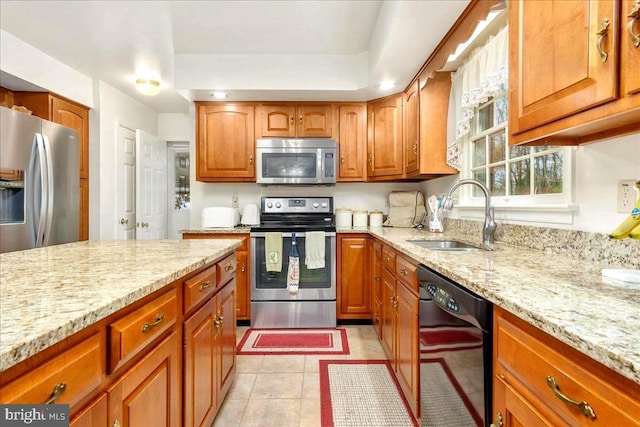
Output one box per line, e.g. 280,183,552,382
381,246,396,273
496,312,640,426
0,333,103,410
395,255,417,292
184,265,217,313
217,253,236,285
372,240,382,259
108,288,177,373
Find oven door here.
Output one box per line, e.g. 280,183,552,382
250,231,336,300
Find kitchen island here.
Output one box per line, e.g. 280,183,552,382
0,238,241,425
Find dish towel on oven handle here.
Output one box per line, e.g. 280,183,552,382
265,232,283,272
287,232,300,294
305,231,325,269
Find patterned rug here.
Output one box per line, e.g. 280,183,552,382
320,360,418,427
236,328,349,355
420,358,483,427
420,326,482,353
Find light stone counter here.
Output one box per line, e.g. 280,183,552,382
0,239,241,372
348,226,640,386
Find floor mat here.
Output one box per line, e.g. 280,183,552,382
420,326,482,353
420,358,483,427
320,360,418,427
236,328,349,355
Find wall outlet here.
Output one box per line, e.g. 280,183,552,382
617,180,637,213
231,192,239,208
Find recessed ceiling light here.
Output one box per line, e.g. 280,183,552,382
135,78,160,96
378,80,395,90
211,92,227,99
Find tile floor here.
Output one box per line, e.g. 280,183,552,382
213,324,388,427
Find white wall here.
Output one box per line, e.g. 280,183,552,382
158,113,191,141
420,133,640,234
96,81,158,239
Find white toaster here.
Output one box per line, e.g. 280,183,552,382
201,207,240,228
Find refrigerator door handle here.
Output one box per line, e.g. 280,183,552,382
41,134,54,247
28,133,47,247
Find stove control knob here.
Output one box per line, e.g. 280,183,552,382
321,202,328,208
313,203,319,208
275,202,281,208
266,202,273,208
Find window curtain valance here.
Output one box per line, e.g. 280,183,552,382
447,25,509,171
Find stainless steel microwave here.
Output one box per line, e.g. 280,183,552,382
256,138,337,185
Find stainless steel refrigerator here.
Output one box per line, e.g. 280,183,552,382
0,106,79,253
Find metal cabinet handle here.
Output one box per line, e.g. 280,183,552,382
43,382,66,404
119,218,128,225
596,18,611,63
413,143,418,155
399,268,408,276
374,276,380,281
249,155,253,165
113,420,121,427
199,281,211,292
290,116,294,126
384,255,390,262
214,314,224,327
367,153,372,164
546,376,596,419
629,0,640,48
489,412,503,427
142,313,164,333
341,157,345,165
299,115,303,125
225,265,234,272
241,263,246,272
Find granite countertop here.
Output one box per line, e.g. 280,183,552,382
0,239,241,372
181,226,252,234
349,226,640,386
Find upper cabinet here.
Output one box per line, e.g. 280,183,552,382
256,103,333,138
196,103,255,182
367,94,404,179
509,0,640,145
337,104,367,181
403,81,420,176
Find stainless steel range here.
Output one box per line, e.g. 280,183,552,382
250,196,336,328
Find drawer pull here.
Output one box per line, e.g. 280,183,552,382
199,281,211,292
224,265,234,272
241,263,246,272
384,255,390,262
546,376,596,420
113,421,121,427
374,276,380,281
214,315,224,327
596,18,611,63
399,268,408,276
142,313,164,333
490,411,503,427
44,382,66,404
629,0,640,47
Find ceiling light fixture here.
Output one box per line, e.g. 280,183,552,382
135,78,161,96
211,91,227,99
378,80,395,90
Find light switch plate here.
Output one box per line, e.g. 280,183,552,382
617,180,637,213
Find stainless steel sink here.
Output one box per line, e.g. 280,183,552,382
407,239,483,251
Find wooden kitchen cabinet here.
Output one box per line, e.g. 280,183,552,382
182,233,250,321
70,394,108,427
337,104,367,181
12,91,90,240
371,240,383,337
336,235,370,319
493,307,640,427
256,103,333,138
107,332,181,427
508,0,640,145
196,103,256,181
403,81,419,176
367,94,404,179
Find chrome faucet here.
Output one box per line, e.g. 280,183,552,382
442,179,496,245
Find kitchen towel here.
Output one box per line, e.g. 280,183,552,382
305,231,326,269
265,232,282,272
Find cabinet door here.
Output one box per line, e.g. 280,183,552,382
395,283,419,417
197,104,255,181
380,268,396,364
236,250,249,319
371,256,382,337
108,332,180,427
338,104,366,181
184,297,217,427
337,236,370,319
51,96,89,179
622,0,640,96
216,279,236,409
297,104,333,137
403,81,419,176
70,394,108,427
367,95,403,177
79,178,89,241
257,105,296,137
509,0,619,134
494,378,558,427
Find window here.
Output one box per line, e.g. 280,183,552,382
466,94,567,205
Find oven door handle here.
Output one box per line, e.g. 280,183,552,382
251,231,336,238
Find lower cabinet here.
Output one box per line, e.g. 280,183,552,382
337,235,371,319
371,240,383,336
69,393,108,427
493,307,640,427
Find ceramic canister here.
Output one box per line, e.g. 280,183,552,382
369,211,383,227
335,208,353,228
353,210,368,227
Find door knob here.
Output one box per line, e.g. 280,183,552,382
120,218,128,225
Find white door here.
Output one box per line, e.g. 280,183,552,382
116,125,136,239
136,130,168,240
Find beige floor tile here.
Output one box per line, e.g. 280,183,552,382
213,398,247,427
251,373,304,399
236,354,264,373
258,355,306,373
228,373,257,400
240,398,301,427
301,372,320,399
299,398,321,427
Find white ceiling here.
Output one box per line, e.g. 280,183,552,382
0,0,471,113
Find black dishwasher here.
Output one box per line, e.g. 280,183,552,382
417,264,493,427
